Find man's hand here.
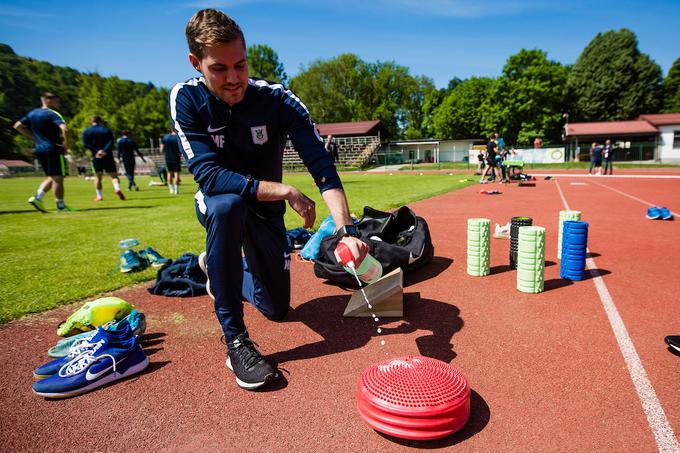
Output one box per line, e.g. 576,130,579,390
287,186,316,228
334,236,369,267
95,150,106,159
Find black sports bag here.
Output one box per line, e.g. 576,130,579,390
313,206,434,287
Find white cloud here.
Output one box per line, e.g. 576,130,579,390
382,0,543,18
0,6,50,17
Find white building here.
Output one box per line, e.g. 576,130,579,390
565,113,680,163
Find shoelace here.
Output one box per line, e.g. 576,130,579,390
232,337,264,369
65,333,100,357
58,341,117,378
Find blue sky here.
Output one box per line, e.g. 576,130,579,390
1,0,678,89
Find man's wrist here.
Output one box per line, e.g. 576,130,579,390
336,224,359,238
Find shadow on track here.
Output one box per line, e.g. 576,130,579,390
271,292,463,366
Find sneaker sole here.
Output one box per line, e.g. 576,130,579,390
29,200,47,213
645,215,661,220
198,252,214,300
33,356,149,398
226,356,278,390
666,339,680,354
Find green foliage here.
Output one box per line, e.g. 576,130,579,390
289,54,432,138
247,44,287,84
431,77,494,140
662,57,680,113
482,49,569,145
567,29,663,121
69,74,169,156
0,44,169,159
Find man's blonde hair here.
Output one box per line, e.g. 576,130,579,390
185,9,245,59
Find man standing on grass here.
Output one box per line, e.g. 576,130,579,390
13,92,74,212
117,129,146,191
82,116,125,201
160,128,182,194
171,8,368,390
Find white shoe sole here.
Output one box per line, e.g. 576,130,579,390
198,252,214,300
666,339,680,354
226,356,277,390
33,356,149,398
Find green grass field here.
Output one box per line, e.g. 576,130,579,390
0,173,473,323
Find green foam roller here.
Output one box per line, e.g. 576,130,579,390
467,218,490,277
516,226,545,293
557,210,581,259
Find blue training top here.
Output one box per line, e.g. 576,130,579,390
169,76,341,218
161,134,182,164
82,124,114,157
592,146,603,160
117,136,143,161
19,108,65,153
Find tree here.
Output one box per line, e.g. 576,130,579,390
567,29,663,121
481,49,569,145
430,77,494,140
290,54,431,137
247,44,287,84
663,57,680,112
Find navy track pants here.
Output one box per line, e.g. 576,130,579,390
195,191,291,339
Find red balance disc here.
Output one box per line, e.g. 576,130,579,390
357,356,470,440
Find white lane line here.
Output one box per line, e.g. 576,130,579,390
588,180,680,218
555,179,680,453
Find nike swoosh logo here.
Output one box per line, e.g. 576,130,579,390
207,125,226,133
85,356,126,381
408,245,426,264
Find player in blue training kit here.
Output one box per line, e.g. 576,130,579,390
82,116,125,201
160,129,182,194
13,92,73,212
173,9,368,390
117,130,146,191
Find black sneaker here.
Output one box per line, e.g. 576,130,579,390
226,333,278,390
665,336,680,354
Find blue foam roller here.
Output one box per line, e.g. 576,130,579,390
560,221,589,281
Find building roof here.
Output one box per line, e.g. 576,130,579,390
638,113,680,126
0,159,33,168
566,120,658,137
316,120,385,137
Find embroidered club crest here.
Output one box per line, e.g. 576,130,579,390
251,125,268,145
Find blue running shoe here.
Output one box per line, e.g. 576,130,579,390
119,249,145,273
35,325,134,378
32,336,149,398
137,247,171,268
659,207,673,220
646,207,662,220
47,310,146,358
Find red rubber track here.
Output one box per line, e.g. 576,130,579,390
1,172,679,451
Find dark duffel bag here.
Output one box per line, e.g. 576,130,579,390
313,206,434,287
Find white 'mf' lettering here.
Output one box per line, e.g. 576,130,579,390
212,135,224,148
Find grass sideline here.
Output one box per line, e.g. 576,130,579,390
0,173,474,323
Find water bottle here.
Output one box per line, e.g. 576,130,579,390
119,238,139,250
336,242,383,285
